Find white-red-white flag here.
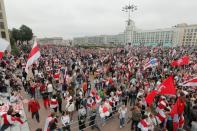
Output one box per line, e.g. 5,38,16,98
180,77,197,87
0,38,10,59
25,39,40,73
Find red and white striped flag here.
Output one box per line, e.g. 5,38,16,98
180,77,197,87
138,119,149,130
0,38,10,59
25,39,40,73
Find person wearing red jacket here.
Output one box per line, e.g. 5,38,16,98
28,97,40,123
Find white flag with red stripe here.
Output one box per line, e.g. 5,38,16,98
25,39,40,73
0,38,10,59
180,77,197,87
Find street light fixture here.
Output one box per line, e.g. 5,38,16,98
122,1,137,45
122,1,137,25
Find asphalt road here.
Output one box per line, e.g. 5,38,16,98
19,70,132,131
23,95,132,131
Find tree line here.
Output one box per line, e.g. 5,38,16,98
10,25,33,45
9,25,33,55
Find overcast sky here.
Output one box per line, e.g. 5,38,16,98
4,0,197,39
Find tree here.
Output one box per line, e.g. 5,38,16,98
9,25,33,54
11,28,21,44
19,25,33,44
8,29,20,55
11,25,33,45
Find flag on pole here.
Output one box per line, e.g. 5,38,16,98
145,90,158,106
180,77,197,87
157,75,176,95
0,38,10,59
25,39,40,73
170,97,186,131
170,55,190,67
145,76,176,106
143,58,159,70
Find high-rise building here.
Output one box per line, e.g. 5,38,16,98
173,23,197,46
0,0,9,41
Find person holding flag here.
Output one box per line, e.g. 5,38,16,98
25,38,41,73
170,92,186,131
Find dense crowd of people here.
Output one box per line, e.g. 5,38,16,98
0,44,197,131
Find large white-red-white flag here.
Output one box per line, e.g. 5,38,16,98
180,77,197,87
0,38,10,59
25,39,40,73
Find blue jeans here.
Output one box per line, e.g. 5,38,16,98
120,118,125,126
101,117,106,125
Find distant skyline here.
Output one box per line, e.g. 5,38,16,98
4,0,197,39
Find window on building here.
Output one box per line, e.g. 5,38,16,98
195,29,197,32
0,22,5,29
191,29,194,32
0,3,2,10
1,31,6,38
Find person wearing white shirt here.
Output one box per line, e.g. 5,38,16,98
61,111,71,131
47,82,53,98
99,102,108,126
118,104,127,128
65,100,75,121
10,92,18,103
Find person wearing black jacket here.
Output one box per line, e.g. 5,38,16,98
56,92,62,113
122,89,129,106
22,69,27,81
89,104,100,130
75,91,81,111
129,86,137,106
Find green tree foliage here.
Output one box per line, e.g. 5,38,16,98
11,28,21,44
8,29,20,55
10,25,33,45
19,25,33,44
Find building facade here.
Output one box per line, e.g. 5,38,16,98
133,28,174,46
0,0,9,41
73,33,125,45
131,23,197,47
37,37,72,46
73,21,197,46
173,23,197,46
38,37,64,45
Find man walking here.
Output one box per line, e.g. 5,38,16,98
28,97,40,123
